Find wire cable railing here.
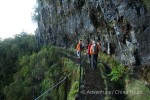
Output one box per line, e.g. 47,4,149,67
34,73,71,100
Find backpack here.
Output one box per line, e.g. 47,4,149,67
92,43,98,52
80,44,83,51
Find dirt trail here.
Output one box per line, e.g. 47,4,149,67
65,51,106,100
81,62,105,100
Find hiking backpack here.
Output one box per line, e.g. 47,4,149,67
80,44,83,51
92,44,98,52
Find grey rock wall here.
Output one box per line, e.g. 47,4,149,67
35,0,150,65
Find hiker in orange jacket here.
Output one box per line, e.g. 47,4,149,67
76,40,83,59
90,40,100,69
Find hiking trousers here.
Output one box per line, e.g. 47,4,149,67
87,54,91,64
91,54,98,69
77,51,81,58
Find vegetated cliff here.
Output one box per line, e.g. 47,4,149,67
35,0,150,65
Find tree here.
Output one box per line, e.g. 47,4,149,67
0,32,36,99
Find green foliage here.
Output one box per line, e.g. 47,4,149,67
99,52,127,82
143,0,150,12
99,52,150,100
125,79,150,100
99,52,109,61
2,43,79,100
0,32,36,99
64,59,79,99
68,81,79,100
99,53,127,99
4,46,53,99
108,63,126,82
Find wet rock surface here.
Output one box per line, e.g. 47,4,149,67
35,0,150,65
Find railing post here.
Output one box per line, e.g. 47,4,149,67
64,77,68,100
78,55,82,99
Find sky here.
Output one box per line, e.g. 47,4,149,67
0,0,37,39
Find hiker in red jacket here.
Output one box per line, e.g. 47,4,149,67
90,40,100,69
87,42,92,64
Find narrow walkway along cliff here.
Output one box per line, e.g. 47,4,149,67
82,63,105,100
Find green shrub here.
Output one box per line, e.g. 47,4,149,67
108,63,126,82
143,0,150,13
99,52,127,82
68,81,79,100
125,79,150,100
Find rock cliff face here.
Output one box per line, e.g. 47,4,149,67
35,0,150,65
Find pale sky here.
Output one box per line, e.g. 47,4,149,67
0,0,37,39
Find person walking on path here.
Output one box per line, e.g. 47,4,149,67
87,42,92,64
90,40,100,69
76,40,83,59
